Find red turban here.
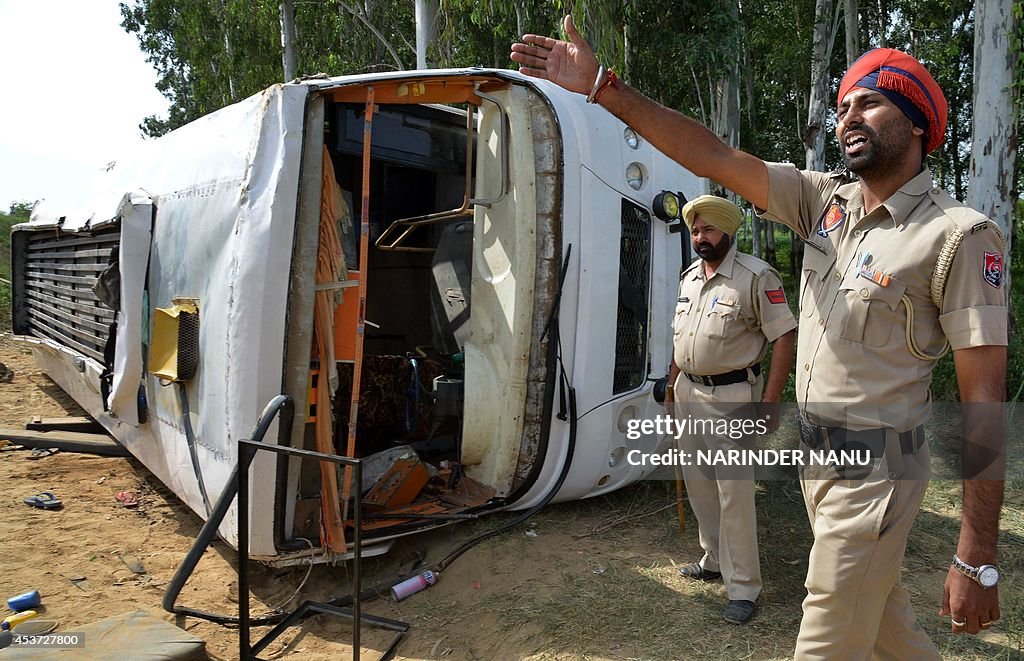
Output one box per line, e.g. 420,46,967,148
837,48,947,154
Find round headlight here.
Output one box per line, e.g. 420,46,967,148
653,191,680,221
625,162,644,191
624,127,640,149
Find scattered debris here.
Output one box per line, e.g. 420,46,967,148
63,575,91,592
524,528,538,538
0,428,129,457
115,491,140,508
117,555,147,575
26,415,105,434
592,566,608,575
27,447,59,460
0,362,13,383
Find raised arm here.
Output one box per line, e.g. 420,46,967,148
511,15,770,209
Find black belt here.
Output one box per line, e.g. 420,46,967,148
684,364,760,387
799,420,925,459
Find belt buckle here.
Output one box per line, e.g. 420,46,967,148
702,375,713,387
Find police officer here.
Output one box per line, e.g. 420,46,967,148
666,194,796,625
512,18,1006,659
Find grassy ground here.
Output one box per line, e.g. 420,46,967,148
443,474,1024,659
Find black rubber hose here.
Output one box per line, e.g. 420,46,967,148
178,382,212,516
162,394,294,626
434,384,577,573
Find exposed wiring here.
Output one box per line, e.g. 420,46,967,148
266,537,317,612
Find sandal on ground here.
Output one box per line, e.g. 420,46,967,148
24,491,62,509
115,490,140,508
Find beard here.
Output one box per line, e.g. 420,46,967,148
841,114,915,181
695,233,731,262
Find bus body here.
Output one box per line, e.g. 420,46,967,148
10,69,702,564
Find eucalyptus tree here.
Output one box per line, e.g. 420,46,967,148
967,0,1019,263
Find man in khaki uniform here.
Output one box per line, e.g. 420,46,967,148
665,195,796,625
513,19,1006,659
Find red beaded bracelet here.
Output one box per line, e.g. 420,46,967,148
592,69,618,104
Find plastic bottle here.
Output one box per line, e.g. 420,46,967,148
6,590,40,611
2,611,38,630
390,570,437,601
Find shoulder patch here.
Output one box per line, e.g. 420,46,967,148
984,251,1004,288
765,287,787,304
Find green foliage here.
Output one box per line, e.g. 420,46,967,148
120,0,418,136
435,0,559,69
0,210,23,331
7,202,33,218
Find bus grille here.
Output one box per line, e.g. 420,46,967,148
614,200,651,394
13,228,119,364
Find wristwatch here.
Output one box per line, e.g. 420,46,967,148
951,554,1000,588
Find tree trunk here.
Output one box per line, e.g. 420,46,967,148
804,0,837,171
752,214,763,259
876,0,887,47
623,0,634,82
844,0,859,66
967,0,1018,294
279,0,297,81
338,1,406,70
713,1,742,153
222,1,236,99
415,0,438,69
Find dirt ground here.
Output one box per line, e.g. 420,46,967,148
0,332,1021,660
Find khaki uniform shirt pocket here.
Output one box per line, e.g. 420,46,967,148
673,299,693,337
800,247,837,319
835,275,906,347
705,297,743,340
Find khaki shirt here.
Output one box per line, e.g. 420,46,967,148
673,243,797,377
760,164,1007,430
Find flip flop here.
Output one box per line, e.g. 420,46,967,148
24,492,62,509
115,491,139,508
27,447,59,459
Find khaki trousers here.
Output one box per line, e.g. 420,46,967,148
674,374,762,603
795,443,940,660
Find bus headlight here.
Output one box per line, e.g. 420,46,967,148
625,162,645,191
623,127,640,149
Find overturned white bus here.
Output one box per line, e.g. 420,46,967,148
10,69,703,565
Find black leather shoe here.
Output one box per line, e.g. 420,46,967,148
723,599,757,624
677,562,722,581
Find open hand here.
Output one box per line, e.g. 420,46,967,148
510,16,598,96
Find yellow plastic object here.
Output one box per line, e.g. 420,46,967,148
149,298,200,382
3,610,38,630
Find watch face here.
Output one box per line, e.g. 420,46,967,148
978,566,999,588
